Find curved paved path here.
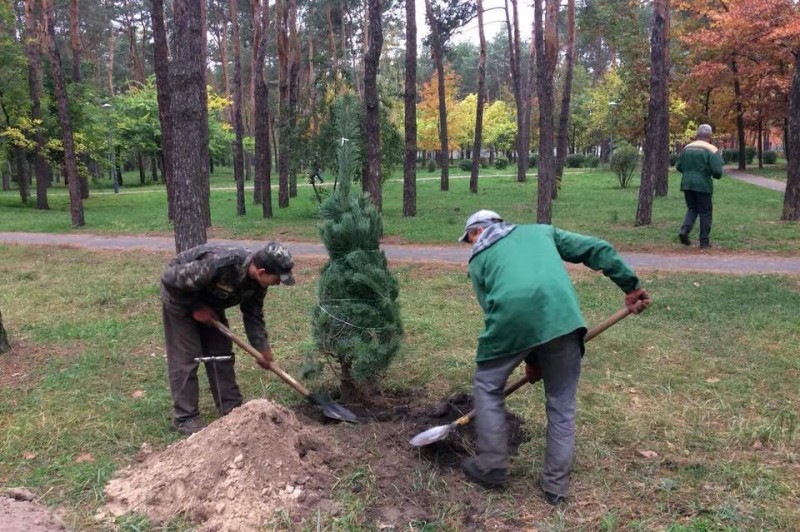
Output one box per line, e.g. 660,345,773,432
726,169,786,192
1,232,799,275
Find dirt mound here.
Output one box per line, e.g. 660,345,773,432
104,400,339,530
0,489,66,532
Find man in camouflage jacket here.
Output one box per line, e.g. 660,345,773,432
676,124,724,248
160,241,295,435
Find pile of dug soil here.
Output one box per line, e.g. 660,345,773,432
104,400,339,530
0,489,66,532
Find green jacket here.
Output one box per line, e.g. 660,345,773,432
468,224,640,362
676,140,723,193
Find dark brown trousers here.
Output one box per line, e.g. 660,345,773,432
162,300,243,422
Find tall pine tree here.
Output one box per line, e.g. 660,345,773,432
311,94,403,400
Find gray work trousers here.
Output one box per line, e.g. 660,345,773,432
473,330,583,497
162,300,243,422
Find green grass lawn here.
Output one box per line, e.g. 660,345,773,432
1,164,796,254
739,163,788,182
1,245,798,530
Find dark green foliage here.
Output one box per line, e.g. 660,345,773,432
764,150,778,164
426,159,437,172
721,147,757,165
565,153,586,168
669,152,678,167
310,94,403,392
585,155,600,168
494,157,509,170
480,158,489,169
458,159,473,171
528,154,538,168
609,141,640,188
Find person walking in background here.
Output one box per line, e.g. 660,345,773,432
160,241,295,435
677,124,724,249
458,209,651,505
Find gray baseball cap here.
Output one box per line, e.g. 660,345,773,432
253,241,295,285
459,209,503,242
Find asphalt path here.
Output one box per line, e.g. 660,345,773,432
1,231,799,275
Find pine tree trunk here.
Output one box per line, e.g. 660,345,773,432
424,0,449,192
69,0,81,83
535,0,557,224
521,21,536,178
151,0,176,221
25,0,48,210
277,0,290,208
782,47,800,221
470,0,487,194
0,309,10,354
254,0,273,218
42,0,84,227
731,57,746,171
508,0,526,183
554,0,576,194
636,0,669,225
363,0,383,210
170,0,209,252
403,0,417,217
231,0,246,216
14,149,29,204
288,0,300,199
654,4,671,198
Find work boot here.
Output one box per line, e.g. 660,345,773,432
678,233,691,246
539,480,567,506
461,456,507,489
171,417,206,436
699,241,712,249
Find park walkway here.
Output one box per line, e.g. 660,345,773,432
1,231,799,275
726,168,786,192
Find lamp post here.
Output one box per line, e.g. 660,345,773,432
608,101,618,161
101,102,118,194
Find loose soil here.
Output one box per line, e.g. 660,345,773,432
103,391,532,530
0,489,66,532
0,341,84,388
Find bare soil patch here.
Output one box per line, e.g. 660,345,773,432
0,489,66,531
103,391,531,530
0,340,82,389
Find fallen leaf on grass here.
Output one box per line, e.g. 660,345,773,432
636,449,658,459
75,453,95,463
22,452,37,460
131,389,146,399
705,377,720,384
752,440,763,450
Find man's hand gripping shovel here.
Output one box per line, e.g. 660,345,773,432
409,307,631,447
210,320,359,423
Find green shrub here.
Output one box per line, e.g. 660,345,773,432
764,150,778,164
669,152,678,167
565,153,586,168
721,147,757,165
480,158,489,169
458,159,474,171
528,154,538,168
585,155,600,168
609,141,640,189
745,145,756,164
426,159,437,172
494,157,509,170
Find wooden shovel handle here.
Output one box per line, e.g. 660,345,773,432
460,307,632,425
210,319,313,399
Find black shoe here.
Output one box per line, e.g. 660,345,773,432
543,490,567,506
171,417,206,436
700,241,712,249
539,481,567,505
678,233,691,246
461,457,507,488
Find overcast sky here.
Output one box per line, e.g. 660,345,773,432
414,0,534,46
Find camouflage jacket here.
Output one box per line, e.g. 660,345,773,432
160,244,269,350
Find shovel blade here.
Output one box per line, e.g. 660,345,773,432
308,394,359,423
409,423,453,447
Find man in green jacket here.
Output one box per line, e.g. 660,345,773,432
458,210,650,504
676,124,724,248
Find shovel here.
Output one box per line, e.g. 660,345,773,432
210,319,359,423
409,307,632,447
